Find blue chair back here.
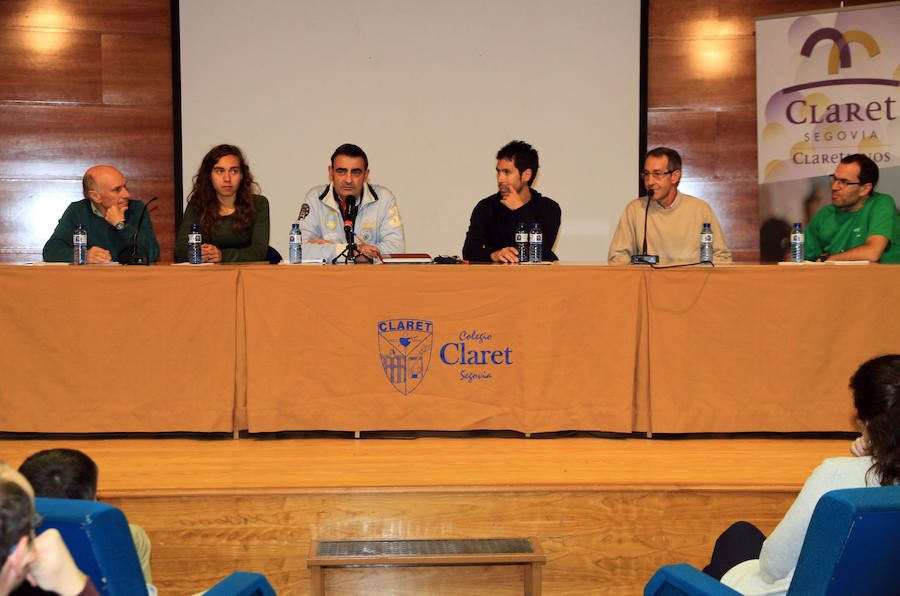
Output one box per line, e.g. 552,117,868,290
35,497,147,596
204,571,277,596
787,485,900,595
645,486,900,596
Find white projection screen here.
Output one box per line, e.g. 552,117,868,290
178,1,641,261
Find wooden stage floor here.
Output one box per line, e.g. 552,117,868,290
0,434,856,594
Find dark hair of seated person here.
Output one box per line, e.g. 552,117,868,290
0,480,33,568
852,354,900,486
187,143,260,240
18,448,99,501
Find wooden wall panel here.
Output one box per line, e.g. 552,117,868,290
0,0,170,35
0,435,843,594
650,0,875,38
0,180,82,262
102,33,172,106
677,180,761,259
0,30,101,102
0,0,173,264
715,110,757,179
648,38,756,110
0,105,173,178
105,489,798,595
647,111,717,178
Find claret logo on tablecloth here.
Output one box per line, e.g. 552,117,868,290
377,319,433,396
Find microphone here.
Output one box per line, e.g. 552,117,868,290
120,196,157,266
297,203,310,220
642,189,652,255
343,196,357,244
345,195,357,221
630,189,659,265
343,220,354,244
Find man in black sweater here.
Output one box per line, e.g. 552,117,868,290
462,140,561,263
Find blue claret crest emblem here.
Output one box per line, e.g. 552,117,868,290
377,319,433,396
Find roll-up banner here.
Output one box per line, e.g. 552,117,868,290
756,2,900,261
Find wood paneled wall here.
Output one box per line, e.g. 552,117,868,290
106,488,797,595
0,0,174,263
646,0,872,262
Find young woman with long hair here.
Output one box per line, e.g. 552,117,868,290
175,144,269,262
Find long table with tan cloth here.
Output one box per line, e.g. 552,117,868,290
1,264,897,434
240,265,641,433
0,265,241,433
642,265,900,433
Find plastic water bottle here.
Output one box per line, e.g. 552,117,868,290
790,222,805,262
515,222,528,263
699,222,713,263
73,224,86,265
188,223,202,264
529,222,542,263
289,223,302,264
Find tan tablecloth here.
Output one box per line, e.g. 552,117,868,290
0,265,239,432
645,265,900,433
2,264,896,434
241,265,642,433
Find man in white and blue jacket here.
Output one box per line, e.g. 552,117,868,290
297,144,404,263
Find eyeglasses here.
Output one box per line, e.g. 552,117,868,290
829,174,864,188
640,169,676,180
5,513,43,557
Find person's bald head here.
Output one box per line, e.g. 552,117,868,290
83,165,115,198
83,165,131,214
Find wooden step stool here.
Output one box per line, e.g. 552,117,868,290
307,537,546,595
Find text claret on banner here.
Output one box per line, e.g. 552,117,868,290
755,4,900,260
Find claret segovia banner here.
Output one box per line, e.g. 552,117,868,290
756,2,900,261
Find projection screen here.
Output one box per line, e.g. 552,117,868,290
179,1,642,261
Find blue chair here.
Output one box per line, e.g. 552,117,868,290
204,571,277,596
644,486,900,595
35,498,276,595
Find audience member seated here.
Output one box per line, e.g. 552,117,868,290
0,463,99,596
17,450,152,587
702,354,900,595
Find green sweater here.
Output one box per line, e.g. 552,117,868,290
174,195,270,262
42,199,160,263
805,191,900,263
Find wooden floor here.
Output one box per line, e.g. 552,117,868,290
0,434,854,595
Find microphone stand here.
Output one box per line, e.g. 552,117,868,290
120,196,157,266
331,196,371,264
630,189,659,265
332,221,363,264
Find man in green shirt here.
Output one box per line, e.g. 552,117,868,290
806,154,900,264
42,165,160,263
